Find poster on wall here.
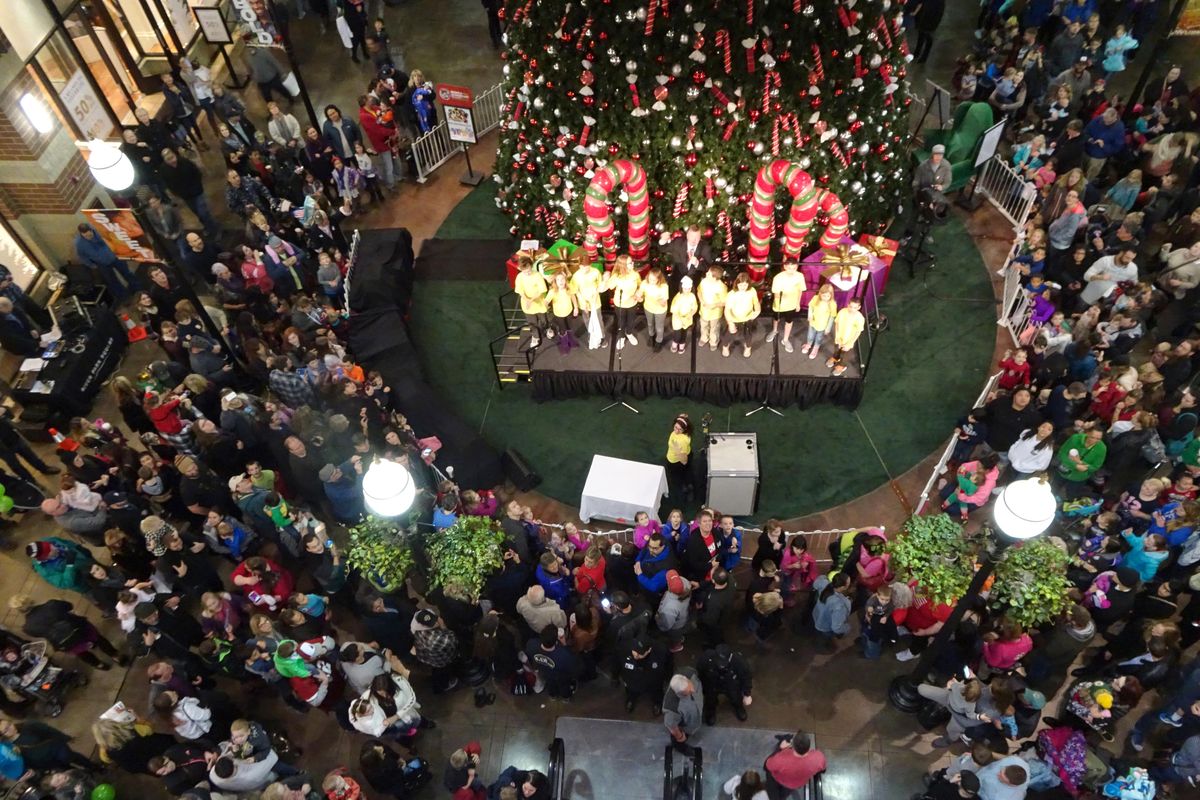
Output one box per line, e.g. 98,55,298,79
80,209,158,262
193,5,232,44
1173,0,1200,35
60,71,113,139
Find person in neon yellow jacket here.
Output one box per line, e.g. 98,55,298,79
828,298,864,376
723,272,761,358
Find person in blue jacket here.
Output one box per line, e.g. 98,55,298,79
73,224,137,301
716,514,744,572
634,533,678,596
536,552,572,610
1082,108,1126,181
0,740,24,782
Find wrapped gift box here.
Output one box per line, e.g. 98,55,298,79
799,236,887,313
856,234,899,295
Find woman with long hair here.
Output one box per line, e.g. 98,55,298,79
605,254,642,350
1006,421,1056,477
1043,168,1087,222
723,271,761,358
804,284,838,360
641,267,670,352
723,770,769,800
110,376,155,436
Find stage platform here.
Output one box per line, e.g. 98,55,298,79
512,315,864,409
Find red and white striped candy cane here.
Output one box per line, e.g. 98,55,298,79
715,30,732,75
746,160,851,279
582,159,652,263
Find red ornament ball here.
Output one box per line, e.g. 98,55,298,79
834,89,843,97
653,85,669,102
652,189,665,198
546,81,554,89
583,96,595,106
881,154,891,162
817,174,830,184
523,71,535,85
631,152,641,160
748,108,760,122
816,211,830,226
529,59,538,69
809,97,822,109
745,141,758,152
738,193,752,203
608,143,620,155
685,152,698,167
691,69,707,85
850,121,863,133
541,126,551,136
830,50,839,58
599,31,608,40
553,160,563,169
712,105,724,118
581,70,595,86
525,162,537,172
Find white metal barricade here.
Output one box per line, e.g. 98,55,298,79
913,372,1002,515
411,82,505,183
975,156,1038,233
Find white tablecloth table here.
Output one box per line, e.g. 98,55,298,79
578,455,669,524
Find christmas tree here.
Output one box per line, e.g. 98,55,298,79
494,0,912,261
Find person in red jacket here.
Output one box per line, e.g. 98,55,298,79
232,556,294,611
145,390,198,456
997,348,1032,391
764,731,826,797
894,583,955,662
574,545,607,596
357,95,398,190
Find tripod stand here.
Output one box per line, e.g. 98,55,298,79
901,218,937,277
600,328,639,414
745,332,784,417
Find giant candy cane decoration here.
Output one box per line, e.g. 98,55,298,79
583,159,651,263
746,160,850,282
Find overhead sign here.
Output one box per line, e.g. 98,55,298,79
435,83,474,108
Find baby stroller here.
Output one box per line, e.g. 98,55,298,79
0,640,85,717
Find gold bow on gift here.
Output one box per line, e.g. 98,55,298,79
821,244,871,270
534,244,577,277
859,235,898,259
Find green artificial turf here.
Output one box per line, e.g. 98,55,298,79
411,186,996,520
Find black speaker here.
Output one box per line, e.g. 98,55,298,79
502,448,542,492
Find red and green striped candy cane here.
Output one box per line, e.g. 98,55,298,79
746,159,850,281
582,159,651,264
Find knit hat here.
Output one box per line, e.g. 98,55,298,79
414,608,439,629
666,570,686,595
25,541,54,561
1115,566,1140,588
318,464,337,482
1021,689,1047,710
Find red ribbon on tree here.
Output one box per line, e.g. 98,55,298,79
629,81,641,109
705,177,716,199
854,54,866,78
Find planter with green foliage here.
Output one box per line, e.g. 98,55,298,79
989,538,1072,628
886,515,975,605
424,515,506,602
347,515,415,593
887,514,1072,628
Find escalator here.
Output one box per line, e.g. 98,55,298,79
547,737,565,800
662,744,703,800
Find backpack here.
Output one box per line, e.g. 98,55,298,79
46,618,83,650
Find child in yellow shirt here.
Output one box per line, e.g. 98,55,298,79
545,271,578,343
723,271,761,358
570,261,605,350
514,254,550,347
697,267,728,352
828,298,865,376
604,255,642,350
804,283,838,360
766,261,807,354
641,267,670,352
669,275,699,354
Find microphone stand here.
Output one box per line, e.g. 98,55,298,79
745,321,784,417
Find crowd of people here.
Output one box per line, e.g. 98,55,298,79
13,1,1200,800
896,0,1200,798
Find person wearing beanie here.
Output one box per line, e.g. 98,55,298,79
656,570,692,653
26,537,93,595
1083,566,1140,632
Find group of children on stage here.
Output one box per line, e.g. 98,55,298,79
513,252,867,376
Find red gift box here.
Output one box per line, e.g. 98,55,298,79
856,234,898,295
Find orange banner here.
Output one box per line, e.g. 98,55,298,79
80,209,158,262
1173,0,1200,36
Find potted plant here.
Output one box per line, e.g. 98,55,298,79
424,515,506,601
347,515,415,594
990,538,1072,628
886,515,974,605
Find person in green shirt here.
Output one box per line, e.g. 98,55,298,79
1056,428,1107,497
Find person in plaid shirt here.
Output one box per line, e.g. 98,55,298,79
412,608,459,694
268,357,317,409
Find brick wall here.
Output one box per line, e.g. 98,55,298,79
0,152,92,216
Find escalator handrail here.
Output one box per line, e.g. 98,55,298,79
548,738,566,800
691,746,703,800
663,745,675,800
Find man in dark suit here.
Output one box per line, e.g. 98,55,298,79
666,225,713,290
0,297,40,356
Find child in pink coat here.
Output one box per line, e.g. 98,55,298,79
941,455,1001,521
